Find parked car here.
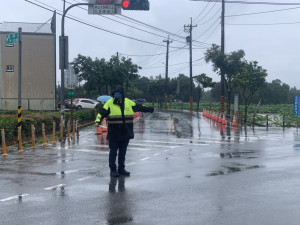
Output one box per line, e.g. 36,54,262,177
73,98,98,110
57,99,75,109
64,99,73,108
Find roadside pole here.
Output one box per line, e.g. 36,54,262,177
18,28,22,150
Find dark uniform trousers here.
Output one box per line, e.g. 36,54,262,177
108,139,130,171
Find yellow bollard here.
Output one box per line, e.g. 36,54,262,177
1,129,7,156
76,120,79,138
52,122,56,145
42,123,46,147
60,121,63,141
67,120,70,140
31,125,36,149
72,119,75,140
170,118,174,134
173,119,177,136
67,120,71,146
18,127,23,153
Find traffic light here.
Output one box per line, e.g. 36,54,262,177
121,0,150,11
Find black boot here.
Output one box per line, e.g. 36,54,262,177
110,169,120,177
118,168,130,176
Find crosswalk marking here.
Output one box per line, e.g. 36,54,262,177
44,184,66,190
77,176,95,181
0,194,29,202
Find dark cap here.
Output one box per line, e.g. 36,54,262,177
112,85,124,96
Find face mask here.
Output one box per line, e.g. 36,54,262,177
114,92,122,99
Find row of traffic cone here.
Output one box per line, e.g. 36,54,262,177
202,109,237,126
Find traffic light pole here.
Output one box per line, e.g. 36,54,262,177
60,3,92,142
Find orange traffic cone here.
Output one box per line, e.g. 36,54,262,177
101,119,108,132
102,132,108,145
218,113,222,123
96,126,102,135
97,133,102,144
222,114,226,125
232,115,237,127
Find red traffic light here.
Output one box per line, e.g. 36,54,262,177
121,0,130,8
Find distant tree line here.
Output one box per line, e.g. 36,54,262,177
67,45,300,121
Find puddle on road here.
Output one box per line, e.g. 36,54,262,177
207,163,264,176
219,150,258,159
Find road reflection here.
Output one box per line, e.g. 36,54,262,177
106,177,134,225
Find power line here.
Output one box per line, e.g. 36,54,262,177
226,21,300,25
197,7,222,25
25,0,187,49
226,6,300,17
67,0,192,45
194,0,220,24
190,0,300,5
194,16,221,40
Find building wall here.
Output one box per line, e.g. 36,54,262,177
0,32,55,110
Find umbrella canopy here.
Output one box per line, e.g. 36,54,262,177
97,95,112,103
136,98,146,103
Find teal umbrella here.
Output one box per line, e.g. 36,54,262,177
97,95,112,102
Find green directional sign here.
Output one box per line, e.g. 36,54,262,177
68,90,75,97
6,33,19,45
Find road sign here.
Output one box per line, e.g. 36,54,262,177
88,0,121,15
68,90,75,97
93,4,115,14
294,96,300,115
6,33,19,45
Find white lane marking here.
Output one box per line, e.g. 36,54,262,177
77,176,95,181
154,153,160,156
126,162,136,166
164,150,169,152
85,145,151,151
140,140,209,146
130,143,181,149
141,157,151,161
44,184,66,190
73,149,109,154
0,194,29,202
53,147,109,154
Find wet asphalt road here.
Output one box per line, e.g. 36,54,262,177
1,110,300,225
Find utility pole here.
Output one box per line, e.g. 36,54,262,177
184,18,197,112
220,0,225,114
163,36,172,111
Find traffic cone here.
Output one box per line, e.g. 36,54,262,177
101,119,108,132
218,113,222,123
232,115,237,127
96,126,102,135
102,132,108,145
202,109,206,117
97,133,102,144
222,114,226,125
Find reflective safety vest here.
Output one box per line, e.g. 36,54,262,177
104,98,136,125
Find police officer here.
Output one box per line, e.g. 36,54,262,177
95,85,154,177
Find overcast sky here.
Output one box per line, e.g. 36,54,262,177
1,0,300,89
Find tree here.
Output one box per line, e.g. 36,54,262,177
234,61,267,123
205,44,245,116
193,73,215,112
72,54,107,96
